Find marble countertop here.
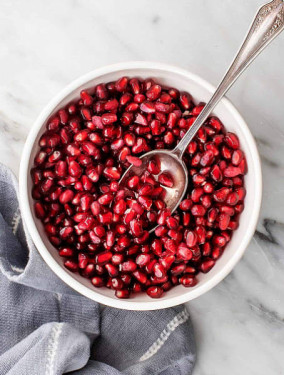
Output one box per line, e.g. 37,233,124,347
1,0,284,373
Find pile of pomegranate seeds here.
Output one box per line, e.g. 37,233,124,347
31,77,247,299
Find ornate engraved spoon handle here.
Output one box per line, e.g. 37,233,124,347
173,0,284,158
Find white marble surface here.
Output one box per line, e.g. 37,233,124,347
1,0,284,373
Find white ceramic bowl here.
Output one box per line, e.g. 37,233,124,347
19,62,262,310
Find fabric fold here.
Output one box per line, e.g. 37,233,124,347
0,163,196,374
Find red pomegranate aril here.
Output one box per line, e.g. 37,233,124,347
182,212,191,226
104,167,121,180
191,205,206,216
232,150,244,165
224,166,242,178
191,188,203,203
140,101,155,114
111,277,124,290
210,165,223,182
179,92,192,110
68,161,81,178
218,213,230,230
200,150,214,167
91,277,105,287
126,155,142,167
213,235,226,247
34,203,46,219
78,253,88,269
136,253,150,267
179,199,192,211
113,199,126,215
153,263,166,279
112,253,124,266
158,173,174,188
96,251,112,265
59,247,74,257
121,260,137,273
146,286,163,298
138,184,153,196
171,264,186,276
239,159,247,174
225,132,239,149
166,217,179,230
177,244,193,260
146,84,161,100
59,190,74,204
226,192,239,206
99,212,113,225
95,84,108,100
98,193,113,206
115,77,128,92
228,220,239,230
132,270,147,284
115,289,130,299
130,219,143,237
64,260,78,272
138,196,152,210
186,230,197,247
127,175,139,189
147,159,160,175
202,242,211,257
235,187,246,201
213,187,230,203
85,167,98,183
180,275,197,287
101,113,117,126
105,263,118,278
200,195,211,209
200,259,215,273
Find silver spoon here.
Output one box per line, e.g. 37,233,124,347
120,0,284,216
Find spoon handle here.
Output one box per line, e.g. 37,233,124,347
173,0,284,159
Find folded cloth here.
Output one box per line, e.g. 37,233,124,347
0,163,196,375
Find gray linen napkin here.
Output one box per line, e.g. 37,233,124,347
0,163,196,375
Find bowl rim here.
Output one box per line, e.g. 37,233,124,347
19,61,262,310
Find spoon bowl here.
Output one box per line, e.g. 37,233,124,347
120,150,188,217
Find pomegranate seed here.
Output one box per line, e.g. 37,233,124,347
146,286,163,298
226,192,239,206
140,101,155,114
218,213,230,230
158,172,174,188
121,260,137,272
34,202,46,219
224,166,242,178
171,264,186,276
104,167,121,180
210,165,223,182
64,260,78,272
115,289,130,299
180,275,197,287
115,77,128,92
225,132,239,149
186,231,198,247
191,205,206,216
59,247,74,257
91,277,105,287
59,190,74,204
213,188,230,203
200,259,215,273
126,155,142,167
177,244,193,260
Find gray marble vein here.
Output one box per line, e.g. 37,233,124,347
1,0,284,374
